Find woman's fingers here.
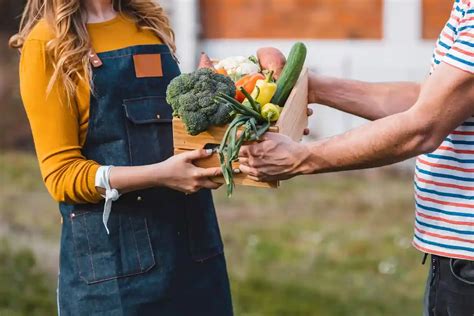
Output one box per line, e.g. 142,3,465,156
199,167,222,178
183,148,213,161
201,179,222,190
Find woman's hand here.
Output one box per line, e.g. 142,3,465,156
156,149,223,194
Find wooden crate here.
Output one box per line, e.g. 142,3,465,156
173,68,309,188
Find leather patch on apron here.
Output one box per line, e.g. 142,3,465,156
133,54,163,78
89,50,103,68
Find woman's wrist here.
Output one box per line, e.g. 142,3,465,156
108,163,166,193
149,162,168,187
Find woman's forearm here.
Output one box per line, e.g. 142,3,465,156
109,164,161,194
308,72,421,120
107,149,222,195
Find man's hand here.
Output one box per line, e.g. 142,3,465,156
239,133,311,182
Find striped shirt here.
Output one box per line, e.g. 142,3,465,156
413,0,474,260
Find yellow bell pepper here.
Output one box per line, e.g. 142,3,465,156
250,71,277,106
261,103,281,122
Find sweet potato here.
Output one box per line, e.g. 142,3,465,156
257,47,286,80
198,52,215,69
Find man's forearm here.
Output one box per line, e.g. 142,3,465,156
301,109,436,175
238,107,438,182
308,72,421,120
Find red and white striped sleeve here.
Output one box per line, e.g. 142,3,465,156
443,2,474,73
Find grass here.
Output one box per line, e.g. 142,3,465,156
0,239,56,316
217,170,425,316
0,151,427,315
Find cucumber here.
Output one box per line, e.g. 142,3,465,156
271,42,307,106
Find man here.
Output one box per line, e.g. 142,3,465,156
239,1,474,315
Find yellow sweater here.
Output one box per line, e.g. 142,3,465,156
20,15,162,203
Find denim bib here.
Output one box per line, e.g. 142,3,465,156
57,45,232,315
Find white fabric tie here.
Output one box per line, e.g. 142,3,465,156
95,166,121,234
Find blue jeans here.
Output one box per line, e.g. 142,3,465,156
424,255,474,316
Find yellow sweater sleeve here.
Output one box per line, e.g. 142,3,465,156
20,38,102,204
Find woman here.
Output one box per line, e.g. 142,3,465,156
10,0,233,314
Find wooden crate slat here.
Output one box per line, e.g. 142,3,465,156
275,68,309,142
174,118,279,150
173,119,227,150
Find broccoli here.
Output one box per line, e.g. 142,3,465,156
166,68,236,135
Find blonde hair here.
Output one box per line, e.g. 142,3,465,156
9,0,176,101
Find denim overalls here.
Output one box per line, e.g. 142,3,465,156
57,44,233,315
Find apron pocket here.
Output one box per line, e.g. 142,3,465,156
71,211,156,285
123,96,174,166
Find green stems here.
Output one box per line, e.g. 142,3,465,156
239,87,261,113
219,115,271,196
219,115,249,196
216,93,262,121
215,93,272,196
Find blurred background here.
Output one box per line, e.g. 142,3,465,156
0,0,453,315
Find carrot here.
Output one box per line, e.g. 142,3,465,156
216,68,228,76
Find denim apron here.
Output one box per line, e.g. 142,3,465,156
57,45,233,315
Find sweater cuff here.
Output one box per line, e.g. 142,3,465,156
88,163,103,202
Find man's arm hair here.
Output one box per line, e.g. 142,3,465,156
308,73,422,120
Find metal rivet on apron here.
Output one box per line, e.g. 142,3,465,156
137,196,143,202
156,114,161,119
71,213,76,218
